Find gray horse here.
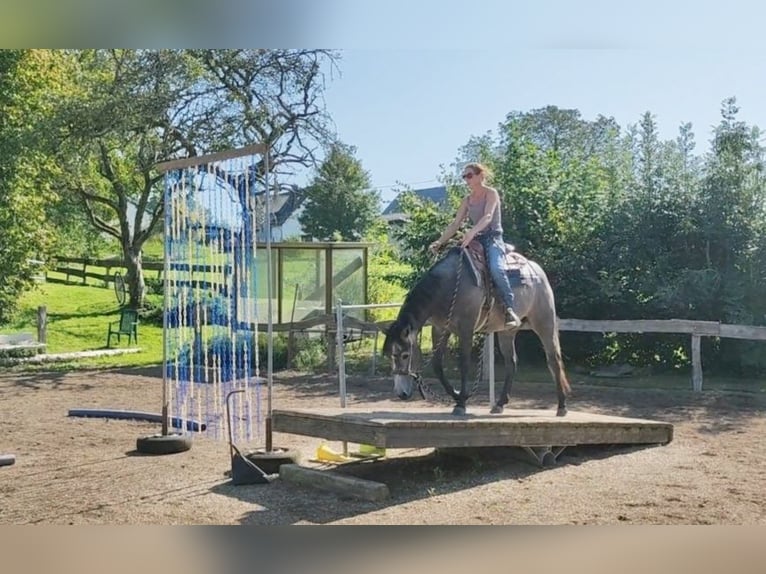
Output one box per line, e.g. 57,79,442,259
382,244,570,416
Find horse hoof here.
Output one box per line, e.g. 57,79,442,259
452,406,466,416
490,405,504,414
556,407,567,417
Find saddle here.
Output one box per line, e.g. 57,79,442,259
464,239,536,302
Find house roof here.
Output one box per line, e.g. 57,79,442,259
382,185,448,218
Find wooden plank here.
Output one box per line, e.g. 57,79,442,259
719,323,766,341
279,463,390,502
0,333,37,344
154,144,267,172
272,408,673,450
558,318,721,336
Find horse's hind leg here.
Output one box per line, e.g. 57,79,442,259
490,330,518,414
527,314,570,417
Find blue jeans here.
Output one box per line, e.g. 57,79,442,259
478,232,515,310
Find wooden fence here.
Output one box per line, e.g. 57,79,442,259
40,261,766,391
329,310,766,393
47,257,165,286
556,318,766,391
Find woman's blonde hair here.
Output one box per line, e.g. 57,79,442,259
464,162,494,182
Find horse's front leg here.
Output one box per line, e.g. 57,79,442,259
432,326,459,402
491,330,517,414
452,331,474,416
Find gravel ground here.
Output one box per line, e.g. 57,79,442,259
1,366,764,525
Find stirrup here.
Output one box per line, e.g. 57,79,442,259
505,308,521,327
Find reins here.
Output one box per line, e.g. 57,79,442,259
406,247,486,404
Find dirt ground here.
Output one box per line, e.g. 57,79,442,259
0,365,764,525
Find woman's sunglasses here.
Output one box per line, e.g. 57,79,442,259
462,172,476,180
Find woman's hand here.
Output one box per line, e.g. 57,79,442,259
460,232,475,248
428,240,442,255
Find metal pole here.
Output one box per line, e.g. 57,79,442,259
486,332,495,407
336,297,349,456
336,298,347,408
264,148,274,452
161,173,171,436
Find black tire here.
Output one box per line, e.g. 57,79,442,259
245,447,300,474
114,272,127,306
136,433,192,455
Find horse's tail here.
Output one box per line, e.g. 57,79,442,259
531,257,571,396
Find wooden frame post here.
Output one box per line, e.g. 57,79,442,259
691,334,703,392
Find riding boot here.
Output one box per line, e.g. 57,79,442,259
504,307,522,328
480,232,522,328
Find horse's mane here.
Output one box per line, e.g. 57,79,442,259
397,248,474,326
382,272,439,355
383,248,478,356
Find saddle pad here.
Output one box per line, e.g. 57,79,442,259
466,240,538,287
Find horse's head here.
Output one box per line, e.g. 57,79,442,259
382,318,422,400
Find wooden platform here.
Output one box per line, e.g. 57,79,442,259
271,407,674,450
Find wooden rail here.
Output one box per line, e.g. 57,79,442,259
556,318,766,391
35,262,766,391
328,305,766,393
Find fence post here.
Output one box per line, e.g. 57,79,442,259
336,299,347,408
483,333,495,406
691,334,703,392
37,306,47,345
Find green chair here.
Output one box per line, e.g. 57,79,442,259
107,308,139,347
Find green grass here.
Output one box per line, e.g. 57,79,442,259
0,282,164,369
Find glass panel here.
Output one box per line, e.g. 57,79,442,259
252,247,278,324
332,247,365,321
281,248,326,323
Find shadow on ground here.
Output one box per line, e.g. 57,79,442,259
0,369,95,391
209,441,662,525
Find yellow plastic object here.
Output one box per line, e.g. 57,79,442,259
315,442,353,462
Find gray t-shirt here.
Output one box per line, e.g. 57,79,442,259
466,191,503,234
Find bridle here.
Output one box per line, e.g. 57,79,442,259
391,339,426,399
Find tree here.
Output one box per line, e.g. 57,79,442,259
43,49,339,307
298,143,380,241
0,50,68,324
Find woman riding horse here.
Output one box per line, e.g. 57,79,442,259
383,162,570,416
428,162,521,329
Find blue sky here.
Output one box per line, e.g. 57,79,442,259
319,48,766,206
280,0,766,206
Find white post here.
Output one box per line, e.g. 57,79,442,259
336,298,347,408
335,298,349,455
485,332,495,407
691,334,703,392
